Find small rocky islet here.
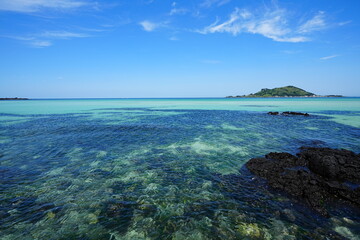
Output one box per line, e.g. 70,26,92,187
226,85,343,98
246,147,360,217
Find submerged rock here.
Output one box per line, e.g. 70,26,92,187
246,147,360,217
267,111,310,116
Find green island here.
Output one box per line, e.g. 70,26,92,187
226,86,343,98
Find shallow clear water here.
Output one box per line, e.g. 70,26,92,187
0,98,360,239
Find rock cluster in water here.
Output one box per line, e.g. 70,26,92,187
268,111,310,116
246,147,360,217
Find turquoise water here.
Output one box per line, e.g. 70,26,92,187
0,98,360,239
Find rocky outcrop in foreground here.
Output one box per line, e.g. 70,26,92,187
246,147,360,217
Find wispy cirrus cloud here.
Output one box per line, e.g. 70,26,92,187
338,21,352,26
0,1,122,48
31,40,53,48
6,30,90,47
5,35,52,47
320,55,339,60
0,0,90,13
197,7,330,43
298,11,326,33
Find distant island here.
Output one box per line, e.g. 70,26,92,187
0,97,29,100
226,86,343,98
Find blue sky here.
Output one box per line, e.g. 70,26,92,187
0,0,359,98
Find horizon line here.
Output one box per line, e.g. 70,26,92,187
2,96,360,100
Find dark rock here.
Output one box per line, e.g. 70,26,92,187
299,147,360,182
267,111,310,116
246,147,360,216
281,111,310,116
310,180,317,185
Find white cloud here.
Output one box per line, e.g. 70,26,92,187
6,36,34,41
0,0,89,13
320,55,339,60
298,11,326,33
31,40,52,48
4,35,52,47
338,21,352,26
197,7,329,43
139,20,161,32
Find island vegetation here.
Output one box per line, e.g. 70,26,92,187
226,86,343,98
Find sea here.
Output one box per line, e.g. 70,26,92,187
0,98,360,240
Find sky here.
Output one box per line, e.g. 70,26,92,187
0,0,359,98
